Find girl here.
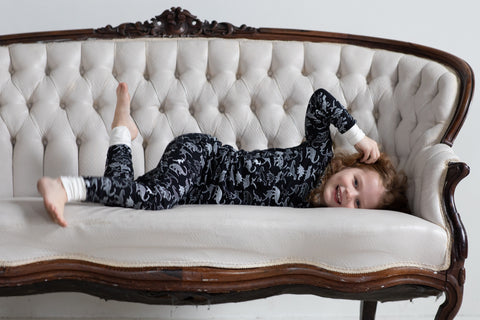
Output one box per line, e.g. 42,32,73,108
38,83,408,227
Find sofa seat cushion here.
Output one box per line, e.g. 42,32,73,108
0,198,449,273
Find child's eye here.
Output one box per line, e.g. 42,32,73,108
355,199,361,208
354,178,359,188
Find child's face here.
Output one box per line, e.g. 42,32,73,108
321,167,385,209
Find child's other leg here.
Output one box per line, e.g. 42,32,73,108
85,133,218,210
37,177,69,227
77,82,140,208
104,82,137,180
132,133,219,209
37,82,137,227
111,82,138,141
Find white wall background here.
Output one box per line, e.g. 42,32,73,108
0,0,478,319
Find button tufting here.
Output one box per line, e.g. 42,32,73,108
76,138,81,146
10,137,16,146
189,107,195,116
218,104,225,113
236,73,241,80
268,70,273,77
42,137,48,146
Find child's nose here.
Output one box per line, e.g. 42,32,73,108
345,187,358,202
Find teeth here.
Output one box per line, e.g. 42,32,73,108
336,186,341,204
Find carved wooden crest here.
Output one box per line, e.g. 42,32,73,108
95,7,257,37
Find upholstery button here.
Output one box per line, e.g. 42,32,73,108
142,140,148,149
144,72,150,81
76,138,81,146
218,104,225,113
27,102,33,109
268,70,273,77
60,103,66,109
10,137,16,146
42,137,48,146
175,71,180,79
189,107,195,116
250,104,256,111
206,73,211,81
45,67,50,76
236,73,241,80
80,67,85,76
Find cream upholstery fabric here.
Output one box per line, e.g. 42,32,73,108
0,38,461,270
0,198,449,273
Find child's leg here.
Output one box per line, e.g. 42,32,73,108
135,133,220,208
103,127,135,180
37,82,137,226
37,177,69,227
83,133,219,210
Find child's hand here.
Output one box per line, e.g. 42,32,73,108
354,136,380,164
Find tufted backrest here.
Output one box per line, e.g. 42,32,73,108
0,38,460,226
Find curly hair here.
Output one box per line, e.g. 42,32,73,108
309,153,410,213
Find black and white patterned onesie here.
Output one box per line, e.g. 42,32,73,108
83,89,358,210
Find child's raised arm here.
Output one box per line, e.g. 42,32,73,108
305,89,381,164
354,136,380,164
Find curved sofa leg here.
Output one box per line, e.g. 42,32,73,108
435,282,463,320
360,301,377,320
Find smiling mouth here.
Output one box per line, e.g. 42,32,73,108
335,185,341,205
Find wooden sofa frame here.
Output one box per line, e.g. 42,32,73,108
0,7,474,320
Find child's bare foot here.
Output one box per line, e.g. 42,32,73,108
37,177,68,227
112,82,138,140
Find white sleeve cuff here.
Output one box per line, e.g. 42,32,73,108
110,126,131,148
342,124,365,146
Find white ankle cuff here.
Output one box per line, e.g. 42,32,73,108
60,176,87,202
110,126,131,148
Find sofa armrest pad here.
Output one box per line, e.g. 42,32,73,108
409,143,460,227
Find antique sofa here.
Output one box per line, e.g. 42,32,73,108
0,7,474,320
